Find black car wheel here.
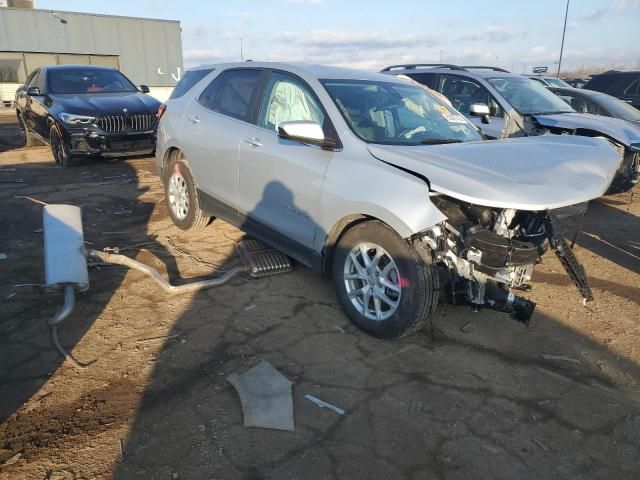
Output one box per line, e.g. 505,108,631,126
164,151,211,230
49,124,75,167
332,220,440,339
18,113,38,147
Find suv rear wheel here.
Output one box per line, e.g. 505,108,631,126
333,220,439,339
164,151,211,230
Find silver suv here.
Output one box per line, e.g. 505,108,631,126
155,62,620,338
381,64,640,190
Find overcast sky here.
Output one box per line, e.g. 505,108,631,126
38,0,640,73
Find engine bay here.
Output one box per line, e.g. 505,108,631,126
418,193,593,324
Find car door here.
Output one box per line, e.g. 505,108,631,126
178,68,263,223
30,70,50,137
22,69,46,136
237,70,335,263
439,74,505,138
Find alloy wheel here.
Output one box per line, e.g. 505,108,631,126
167,171,190,220
343,242,402,321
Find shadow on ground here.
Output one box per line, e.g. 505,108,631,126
0,154,639,479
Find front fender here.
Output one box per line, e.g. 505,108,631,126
314,155,446,253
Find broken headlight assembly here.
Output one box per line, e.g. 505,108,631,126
418,195,592,325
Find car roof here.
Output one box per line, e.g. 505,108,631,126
43,64,118,71
187,62,401,83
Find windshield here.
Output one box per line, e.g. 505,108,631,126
48,68,138,94
545,77,572,88
488,76,575,115
595,93,640,122
321,79,482,145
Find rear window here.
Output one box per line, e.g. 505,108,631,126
406,73,438,90
169,68,214,99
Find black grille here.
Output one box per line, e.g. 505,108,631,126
97,113,156,133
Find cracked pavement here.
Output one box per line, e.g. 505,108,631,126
0,114,639,479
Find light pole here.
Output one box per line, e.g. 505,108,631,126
557,0,570,77
439,50,443,63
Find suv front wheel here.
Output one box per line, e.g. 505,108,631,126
332,220,439,339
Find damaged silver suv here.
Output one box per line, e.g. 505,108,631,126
155,63,620,339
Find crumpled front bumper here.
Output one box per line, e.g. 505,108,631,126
61,127,156,157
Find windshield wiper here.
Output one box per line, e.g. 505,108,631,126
420,138,463,145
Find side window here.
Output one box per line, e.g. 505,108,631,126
440,75,503,117
34,70,46,91
25,70,38,87
198,69,261,121
624,78,640,97
406,73,438,90
257,72,325,131
529,77,547,86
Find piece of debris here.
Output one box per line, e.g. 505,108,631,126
0,253,7,260
244,304,256,311
227,360,294,431
541,354,581,365
333,324,345,333
136,334,179,344
304,394,346,415
2,452,21,466
460,322,473,333
532,437,550,452
5,292,16,300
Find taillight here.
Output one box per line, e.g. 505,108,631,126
156,103,167,119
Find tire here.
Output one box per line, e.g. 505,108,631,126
18,113,38,147
332,220,439,339
164,151,211,230
49,123,75,167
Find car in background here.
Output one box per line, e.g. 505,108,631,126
563,78,588,89
381,64,640,190
527,75,572,88
583,71,640,110
155,62,622,338
15,65,160,166
549,86,640,125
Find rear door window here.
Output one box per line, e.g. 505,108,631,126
170,68,214,99
198,69,261,121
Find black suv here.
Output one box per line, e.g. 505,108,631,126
583,71,640,110
15,65,161,166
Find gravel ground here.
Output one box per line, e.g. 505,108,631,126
1,113,639,479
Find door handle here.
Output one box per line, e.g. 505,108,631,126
244,137,262,148
186,115,200,124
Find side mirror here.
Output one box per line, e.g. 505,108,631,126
26,86,42,96
469,103,491,124
139,85,150,94
278,120,326,146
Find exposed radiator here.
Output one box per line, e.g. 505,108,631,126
96,112,155,133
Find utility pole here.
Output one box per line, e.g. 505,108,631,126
240,38,244,62
557,0,569,77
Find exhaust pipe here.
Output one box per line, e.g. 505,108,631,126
42,204,248,368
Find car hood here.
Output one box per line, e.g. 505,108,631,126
534,112,640,147
50,92,160,115
367,136,621,211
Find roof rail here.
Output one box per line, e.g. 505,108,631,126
461,66,510,73
380,63,466,72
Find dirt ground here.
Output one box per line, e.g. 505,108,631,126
1,110,639,479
